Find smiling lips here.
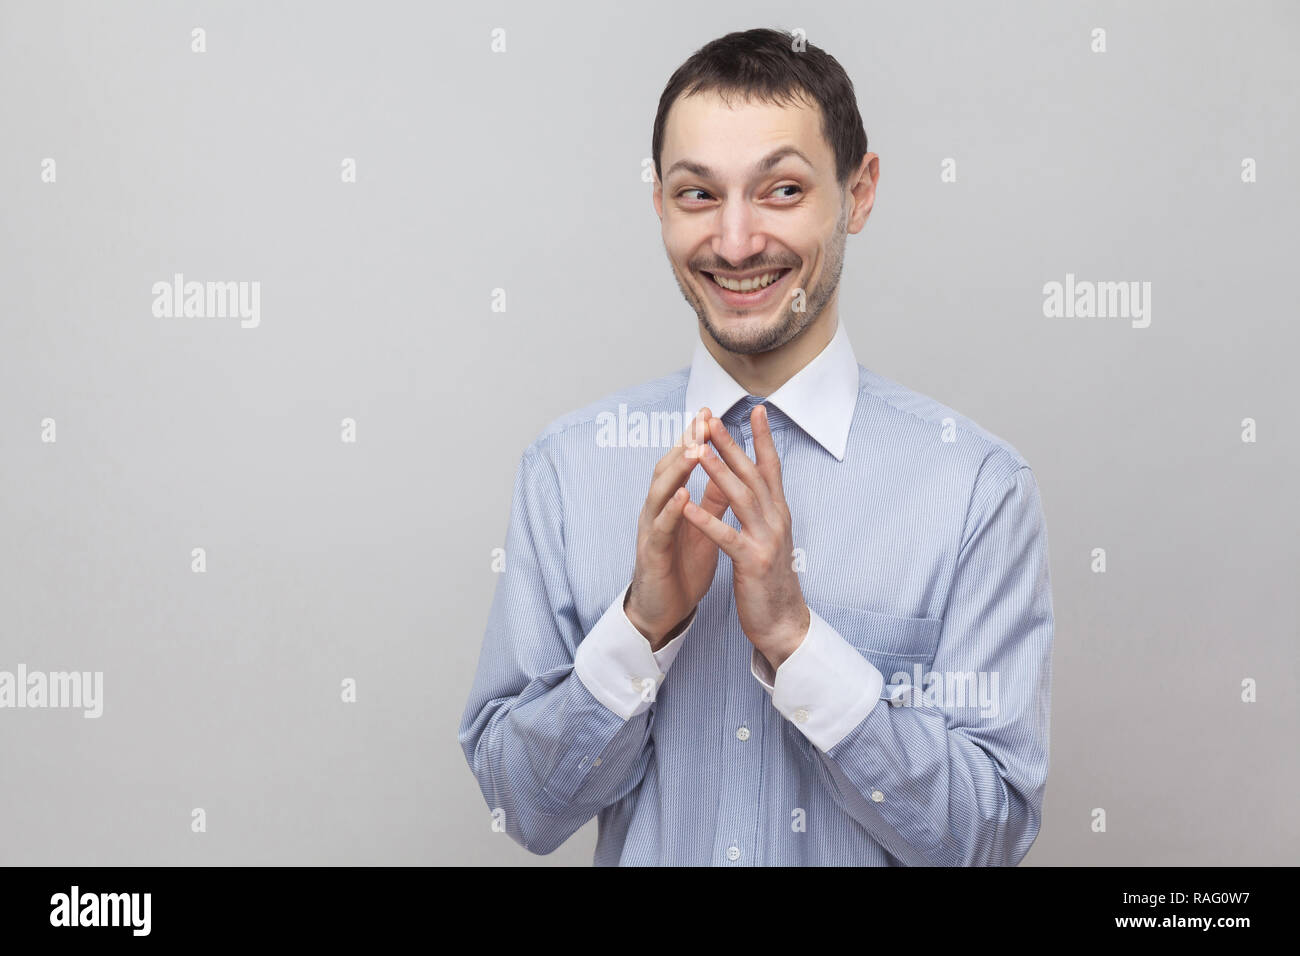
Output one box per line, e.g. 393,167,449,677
706,268,792,292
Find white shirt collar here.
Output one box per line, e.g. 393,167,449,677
682,320,861,461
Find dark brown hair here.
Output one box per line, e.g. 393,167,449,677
651,28,869,188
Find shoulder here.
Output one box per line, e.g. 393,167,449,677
521,367,690,464
852,366,1043,549
854,364,1031,483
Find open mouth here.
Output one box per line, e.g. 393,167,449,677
701,267,795,306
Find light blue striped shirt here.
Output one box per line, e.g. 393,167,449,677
458,321,1054,865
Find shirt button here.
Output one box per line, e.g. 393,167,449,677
792,708,809,723
726,845,740,861
735,726,750,741
871,789,884,802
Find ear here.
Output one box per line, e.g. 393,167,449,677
846,152,879,234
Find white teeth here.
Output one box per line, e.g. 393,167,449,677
710,270,785,292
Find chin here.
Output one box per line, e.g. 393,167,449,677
703,317,789,355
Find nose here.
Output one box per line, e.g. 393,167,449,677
711,199,767,266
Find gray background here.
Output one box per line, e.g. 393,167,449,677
1,0,1295,866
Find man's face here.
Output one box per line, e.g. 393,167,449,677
655,89,853,356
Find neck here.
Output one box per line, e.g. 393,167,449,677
701,299,839,397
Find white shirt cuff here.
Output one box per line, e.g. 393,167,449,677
573,581,695,720
749,607,884,751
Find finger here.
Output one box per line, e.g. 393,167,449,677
682,498,743,558
644,409,711,516
708,415,772,500
698,477,729,519
644,450,695,519
707,415,774,511
750,403,786,505
695,438,764,527
649,486,690,542
681,406,713,459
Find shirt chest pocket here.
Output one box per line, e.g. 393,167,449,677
810,600,943,681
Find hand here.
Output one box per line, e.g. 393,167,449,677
625,409,731,649
682,404,809,671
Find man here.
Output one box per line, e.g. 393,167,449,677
458,27,1054,866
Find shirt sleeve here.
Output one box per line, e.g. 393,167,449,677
574,581,694,720
748,611,884,751
457,446,683,855
756,459,1054,866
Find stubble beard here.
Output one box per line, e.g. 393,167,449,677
670,202,848,357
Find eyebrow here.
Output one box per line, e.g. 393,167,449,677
664,146,816,183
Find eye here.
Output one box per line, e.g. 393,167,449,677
677,188,713,202
771,184,803,199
